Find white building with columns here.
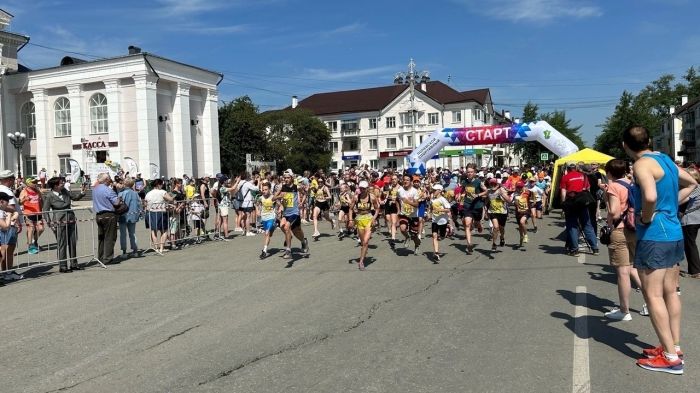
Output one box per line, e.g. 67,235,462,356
0,10,222,179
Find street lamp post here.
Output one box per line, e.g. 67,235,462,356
7,131,26,179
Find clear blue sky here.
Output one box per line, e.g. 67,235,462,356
8,0,699,145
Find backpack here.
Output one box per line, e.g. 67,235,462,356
614,180,635,232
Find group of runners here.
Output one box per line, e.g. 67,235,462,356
251,164,552,271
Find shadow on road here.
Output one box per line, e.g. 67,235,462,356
551,311,652,360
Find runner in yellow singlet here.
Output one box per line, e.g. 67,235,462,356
352,180,379,270
311,176,335,240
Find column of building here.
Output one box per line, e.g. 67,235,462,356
200,88,220,176
67,84,84,172
133,75,159,178
1,83,18,173
104,79,122,166
30,88,51,174
171,82,193,177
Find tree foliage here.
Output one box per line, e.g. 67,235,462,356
594,66,700,158
263,108,332,173
218,97,332,175
512,101,585,164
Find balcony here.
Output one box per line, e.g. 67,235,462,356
341,128,359,137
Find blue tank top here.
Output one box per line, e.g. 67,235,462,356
632,153,682,242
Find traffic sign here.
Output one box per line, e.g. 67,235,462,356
540,152,549,161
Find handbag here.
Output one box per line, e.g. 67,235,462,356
599,225,612,246
114,198,129,215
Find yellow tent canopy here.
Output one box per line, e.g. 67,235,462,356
549,148,616,209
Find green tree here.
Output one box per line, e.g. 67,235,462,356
540,110,585,150
594,91,638,158
512,101,542,164
218,96,268,175
263,108,332,173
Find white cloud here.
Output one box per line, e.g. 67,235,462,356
302,65,399,81
452,0,602,22
178,24,251,35
155,0,231,16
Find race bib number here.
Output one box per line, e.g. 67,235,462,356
283,193,294,208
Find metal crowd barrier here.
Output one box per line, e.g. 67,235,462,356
0,206,102,276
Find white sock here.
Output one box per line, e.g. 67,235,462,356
263,246,267,252
664,351,679,361
675,345,681,353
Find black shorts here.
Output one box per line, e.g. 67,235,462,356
431,223,447,238
340,206,350,215
238,206,254,213
283,214,301,230
315,201,330,211
25,214,42,223
515,211,530,222
462,207,483,221
398,215,420,234
488,213,508,227
384,202,398,215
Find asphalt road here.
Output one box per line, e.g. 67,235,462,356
2,213,698,392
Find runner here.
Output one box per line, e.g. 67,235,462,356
397,174,421,253
414,178,428,240
274,170,309,259
486,177,512,251
352,180,379,270
527,176,544,232
311,176,335,240
513,181,530,247
383,175,399,243
257,182,277,259
336,183,354,240
458,165,487,254
429,184,451,263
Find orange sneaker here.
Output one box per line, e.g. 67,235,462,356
637,354,683,375
642,345,684,360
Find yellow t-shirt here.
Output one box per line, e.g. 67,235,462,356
185,184,196,200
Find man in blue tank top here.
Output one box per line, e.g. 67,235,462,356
624,125,697,375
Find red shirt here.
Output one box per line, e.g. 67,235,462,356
560,170,587,193
372,179,385,188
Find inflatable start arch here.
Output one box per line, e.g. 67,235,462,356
407,121,579,174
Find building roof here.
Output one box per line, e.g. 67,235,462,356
676,96,700,115
295,81,491,116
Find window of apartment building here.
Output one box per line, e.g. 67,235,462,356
401,112,414,126
54,97,72,137
386,137,397,149
346,140,358,150
341,119,359,132
369,118,377,129
428,112,439,125
58,154,71,175
419,135,424,144
452,110,461,123
24,156,37,177
330,161,338,170
329,141,339,152
386,159,397,169
89,93,109,134
20,102,37,139
370,159,378,169
369,138,378,150
326,121,338,132
474,108,483,122
406,135,413,148
386,116,396,128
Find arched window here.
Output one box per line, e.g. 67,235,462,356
89,93,108,134
54,97,71,137
20,102,36,139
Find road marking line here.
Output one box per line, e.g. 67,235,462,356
573,285,590,393
577,253,586,264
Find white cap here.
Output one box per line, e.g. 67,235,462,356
544,175,551,180
486,173,494,179
432,184,443,191
512,167,520,172
495,171,501,175
358,180,369,188
283,168,294,176
477,171,484,177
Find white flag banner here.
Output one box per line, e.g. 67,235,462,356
149,163,160,180
123,157,138,176
68,159,81,183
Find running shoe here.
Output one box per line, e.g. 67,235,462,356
302,238,309,254
312,231,321,237
637,354,683,375
642,345,684,360
466,244,473,255
533,226,538,233
604,308,632,321
259,250,269,259
491,243,497,251
519,236,524,247
592,249,600,256
434,253,440,263
337,231,344,240
28,244,39,255
282,250,292,259
413,236,421,253
640,304,649,316
233,227,244,232
523,235,529,243
245,232,256,237
499,238,505,247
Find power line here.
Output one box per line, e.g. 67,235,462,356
25,42,106,59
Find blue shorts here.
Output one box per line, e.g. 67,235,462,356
0,226,18,245
283,214,301,230
634,240,684,270
148,211,168,232
261,219,276,234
